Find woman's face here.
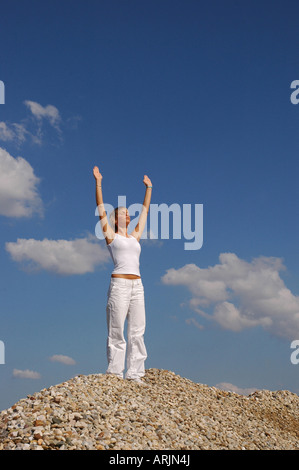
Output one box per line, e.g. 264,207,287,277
116,208,130,228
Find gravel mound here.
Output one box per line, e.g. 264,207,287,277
0,368,298,450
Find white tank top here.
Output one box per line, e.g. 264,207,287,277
106,233,141,276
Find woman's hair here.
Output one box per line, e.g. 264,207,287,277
109,206,127,231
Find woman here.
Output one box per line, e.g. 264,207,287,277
93,165,152,383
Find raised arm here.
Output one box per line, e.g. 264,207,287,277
93,166,115,244
131,175,152,242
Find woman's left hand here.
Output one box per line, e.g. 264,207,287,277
143,175,152,188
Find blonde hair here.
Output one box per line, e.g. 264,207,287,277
109,206,127,231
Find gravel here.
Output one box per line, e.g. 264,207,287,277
0,368,298,450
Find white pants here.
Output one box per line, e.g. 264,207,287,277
106,277,147,379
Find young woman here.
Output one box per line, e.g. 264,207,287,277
93,165,152,383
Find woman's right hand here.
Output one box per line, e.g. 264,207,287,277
93,166,103,181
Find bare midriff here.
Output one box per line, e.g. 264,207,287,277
111,274,141,279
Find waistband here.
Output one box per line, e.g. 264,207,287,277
110,277,143,286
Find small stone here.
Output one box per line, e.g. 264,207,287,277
0,368,298,451
34,431,43,440
51,417,62,425
34,420,45,427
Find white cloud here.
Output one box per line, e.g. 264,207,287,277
0,122,15,141
0,121,34,145
0,147,43,217
24,100,61,130
185,317,204,330
49,354,76,365
161,252,299,340
0,100,63,146
24,100,62,144
12,369,41,379
215,382,259,396
5,234,110,275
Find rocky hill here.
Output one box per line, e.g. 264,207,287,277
0,368,298,450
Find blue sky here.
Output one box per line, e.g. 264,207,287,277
0,0,299,410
